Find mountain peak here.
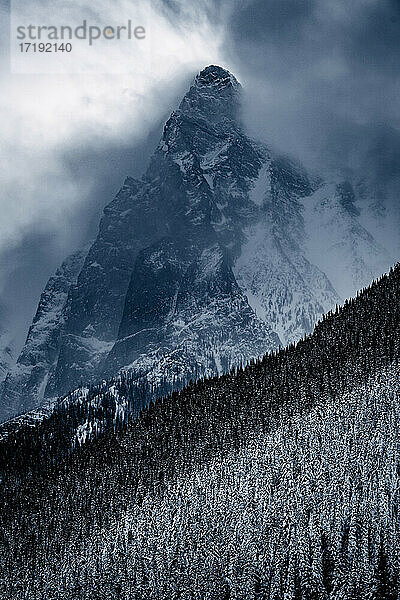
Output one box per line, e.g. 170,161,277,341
195,65,240,90
177,65,241,126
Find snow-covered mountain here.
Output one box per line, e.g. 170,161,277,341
0,305,14,386
0,65,395,421
0,247,88,421
0,346,13,384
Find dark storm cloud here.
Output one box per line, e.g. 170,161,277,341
218,0,400,173
230,0,315,50
349,0,400,73
227,0,400,86
0,117,166,352
0,229,62,347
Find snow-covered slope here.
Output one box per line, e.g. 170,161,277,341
105,367,400,599
234,157,340,346
2,262,400,598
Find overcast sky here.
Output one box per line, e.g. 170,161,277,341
1,0,400,350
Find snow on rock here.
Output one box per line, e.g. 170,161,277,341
1,65,396,422
0,246,89,422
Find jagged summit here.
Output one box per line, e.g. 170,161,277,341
178,65,241,125
195,65,240,89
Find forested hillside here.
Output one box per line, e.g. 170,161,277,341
0,264,399,599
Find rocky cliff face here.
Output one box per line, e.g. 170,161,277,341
0,65,394,420
0,307,14,386
45,66,281,398
0,247,88,421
